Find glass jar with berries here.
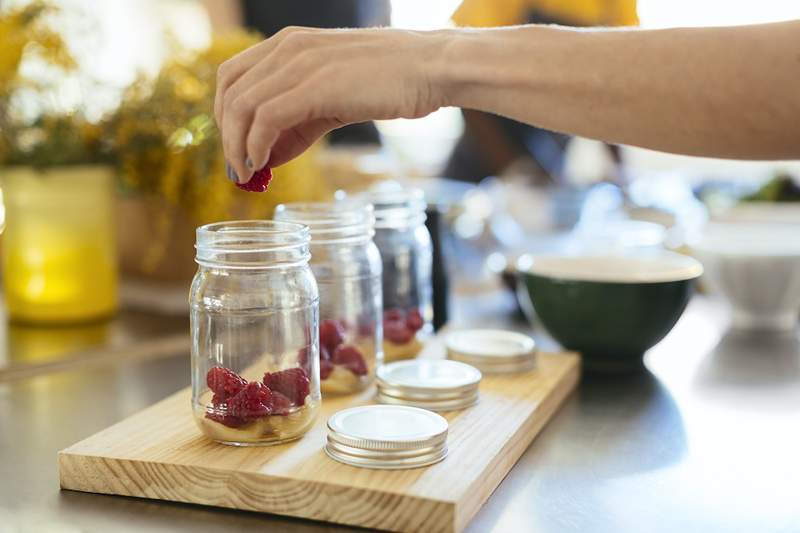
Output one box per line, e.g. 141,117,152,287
190,220,320,446
364,186,433,362
274,201,383,395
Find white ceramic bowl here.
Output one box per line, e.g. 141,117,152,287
692,222,800,331
714,202,800,225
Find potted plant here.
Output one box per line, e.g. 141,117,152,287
0,1,118,324
111,30,333,285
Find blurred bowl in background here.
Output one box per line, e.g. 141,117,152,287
571,220,667,253
516,252,702,372
713,202,800,225
691,222,800,331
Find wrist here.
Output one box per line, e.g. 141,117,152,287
429,25,555,111
427,28,479,109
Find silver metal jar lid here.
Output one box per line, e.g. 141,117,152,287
445,329,537,374
375,359,482,411
325,405,448,469
377,359,481,394
376,388,479,412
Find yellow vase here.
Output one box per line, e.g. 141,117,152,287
1,165,119,324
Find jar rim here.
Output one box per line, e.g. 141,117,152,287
195,220,311,269
362,187,427,229
274,201,375,244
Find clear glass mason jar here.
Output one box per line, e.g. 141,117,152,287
274,201,383,395
364,187,433,362
190,221,320,446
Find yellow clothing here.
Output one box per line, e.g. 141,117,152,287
453,0,638,28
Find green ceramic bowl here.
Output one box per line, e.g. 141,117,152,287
517,252,703,372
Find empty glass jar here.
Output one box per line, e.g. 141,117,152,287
190,221,320,446
274,201,382,395
365,187,433,362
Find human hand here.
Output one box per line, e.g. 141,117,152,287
215,26,448,183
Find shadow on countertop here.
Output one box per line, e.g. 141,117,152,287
692,327,800,413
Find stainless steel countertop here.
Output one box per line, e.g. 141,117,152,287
2,289,799,532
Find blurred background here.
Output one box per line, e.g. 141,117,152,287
1,0,800,370
4,5,800,530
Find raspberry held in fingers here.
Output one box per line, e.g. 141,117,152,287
235,166,273,192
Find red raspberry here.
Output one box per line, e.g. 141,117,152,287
383,308,405,323
205,406,246,428
332,344,368,376
356,314,376,337
405,308,424,332
236,166,272,193
263,368,310,406
206,366,247,400
320,357,334,380
384,319,414,344
320,318,345,352
270,392,293,415
227,381,272,421
210,393,226,407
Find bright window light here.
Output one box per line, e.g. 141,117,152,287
638,0,800,27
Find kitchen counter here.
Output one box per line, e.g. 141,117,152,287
1,287,799,532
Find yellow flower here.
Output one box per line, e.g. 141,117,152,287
113,29,332,227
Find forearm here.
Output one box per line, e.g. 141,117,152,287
202,0,243,32
437,22,800,160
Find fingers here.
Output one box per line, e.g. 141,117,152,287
244,89,317,171
221,89,257,182
214,43,261,130
222,56,313,181
214,26,308,135
254,118,338,170
217,29,331,182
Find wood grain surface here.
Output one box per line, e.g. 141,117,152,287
59,337,580,533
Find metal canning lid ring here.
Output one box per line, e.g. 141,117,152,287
376,359,482,395
325,405,449,469
447,352,537,374
376,390,479,412
445,329,536,363
376,383,479,401
324,442,448,470
326,405,448,452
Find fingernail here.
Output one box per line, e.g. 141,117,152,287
245,157,254,170
225,162,239,183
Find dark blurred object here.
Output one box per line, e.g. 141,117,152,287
426,206,449,331
240,0,390,146
406,177,478,331
741,173,800,203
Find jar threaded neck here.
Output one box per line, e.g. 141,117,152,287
363,187,427,230
274,201,375,244
195,220,310,269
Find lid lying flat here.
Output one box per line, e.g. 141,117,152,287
375,360,482,412
377,359,481,393
325,405,448,469
446,329,537,374
376,389,479,412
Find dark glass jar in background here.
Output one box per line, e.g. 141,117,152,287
364,187,433,362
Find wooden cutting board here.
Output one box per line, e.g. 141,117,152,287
59,338,579,533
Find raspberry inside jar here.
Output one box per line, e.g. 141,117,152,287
200,365,317,443
314,318,373,394
191,221,321,446
383,307,426,362
275,201,384,395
